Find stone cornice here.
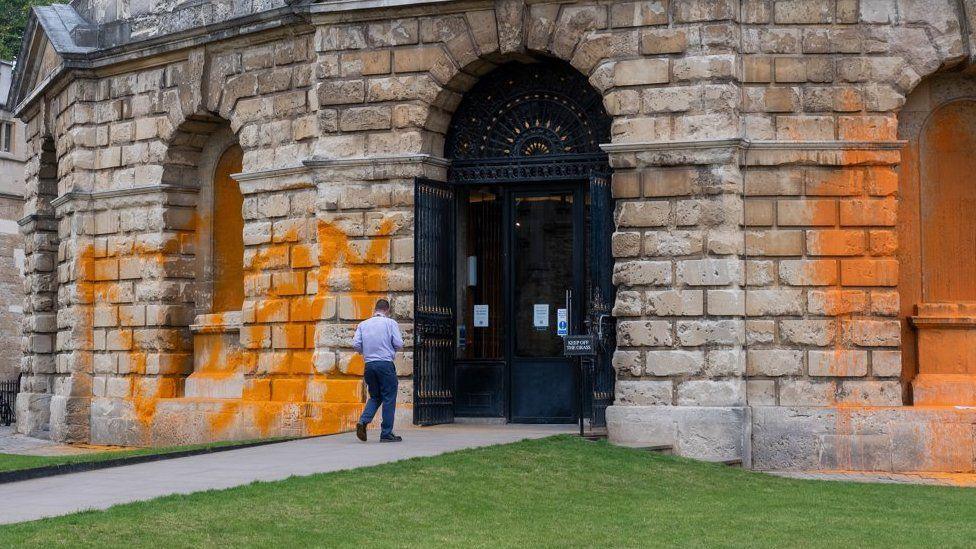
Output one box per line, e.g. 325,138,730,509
303,154,451,169
307,0,492,21
17,212,55,227
234,164,314,194
603,139,907,167
233,164,311,183
49,184,199,208
601,139,907,154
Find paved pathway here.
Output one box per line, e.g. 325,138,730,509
0,424,571,524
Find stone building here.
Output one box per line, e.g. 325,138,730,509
8,0,976,471
0,60,26,383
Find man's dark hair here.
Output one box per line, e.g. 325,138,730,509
375,298,391,313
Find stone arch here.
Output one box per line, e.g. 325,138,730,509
160,113,243,316
416,3,628,153
898,73,976,404
17,134,61,437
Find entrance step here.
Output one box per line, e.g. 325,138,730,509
613,441,674,454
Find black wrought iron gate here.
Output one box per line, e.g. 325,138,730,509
584,174,616,430
0,375,19,426
413,178,456,426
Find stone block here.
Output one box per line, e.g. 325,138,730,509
676,258,740,286
840,259,898,287
745,169,803,196
743,57,772,82
613,291,643,317
807,289,867,315
340,50,391,76
872,350,902,377
705,349,745,376
745,230,803,256
641,28,689,54
613,350,643,375
644,231,704,256
339,106,392,131
806,229,865,256
677,380,745,406
747,379,776,405
610,1,668,27
676,320,744,346
776,199,837,226
616,201,670,227
706,289,744,316
779,380,836,406
779,260,838,286
607,405,746,463
617,320,674,347
839,198,896,226
613,261,672,286
745,289,804,316
673,55,735,81
809,350,869,377
780,319,835,346
612,172,640,198
612,231,641,258
837,380,902,406
846,319,900,346
613,59,670,86
744,200,774,226
645,290,703,316
615,380,672,405
747,349,803,376
776,115,834,140
645,350,704,376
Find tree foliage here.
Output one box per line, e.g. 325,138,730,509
0,0,59,61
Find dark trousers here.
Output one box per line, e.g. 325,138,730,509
359,360,398,437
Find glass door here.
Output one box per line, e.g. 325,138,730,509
508,188,582,423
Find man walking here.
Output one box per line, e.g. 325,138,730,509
354,299,404,442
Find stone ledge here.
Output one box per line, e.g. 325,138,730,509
606,405,748,463
751,406,976,473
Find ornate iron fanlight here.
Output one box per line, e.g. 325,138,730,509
445,60,611,183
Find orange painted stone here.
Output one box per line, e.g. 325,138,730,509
912,302,976,405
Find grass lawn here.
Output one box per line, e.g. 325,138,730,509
1,435,975,548
0,438,289,473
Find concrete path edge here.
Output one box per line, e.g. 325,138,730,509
0,436,299,485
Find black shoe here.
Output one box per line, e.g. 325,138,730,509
380,434,402,443
356,422,367,442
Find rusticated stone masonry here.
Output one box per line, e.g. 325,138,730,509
10,0,976,473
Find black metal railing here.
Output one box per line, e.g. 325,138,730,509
0,376,18,426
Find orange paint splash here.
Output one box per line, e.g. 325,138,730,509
201,216,396,439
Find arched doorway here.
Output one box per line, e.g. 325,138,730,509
900,89,976,406
211,144,245,313
413,59,614,426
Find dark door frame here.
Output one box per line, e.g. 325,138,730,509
450,181,587,423
503,182,586,423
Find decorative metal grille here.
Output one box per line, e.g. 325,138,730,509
413,179,456,426
586,174,616,430
446,60,611,185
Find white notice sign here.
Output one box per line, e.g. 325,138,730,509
473,304,489,327
533,304,550,329
556,308,568,336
